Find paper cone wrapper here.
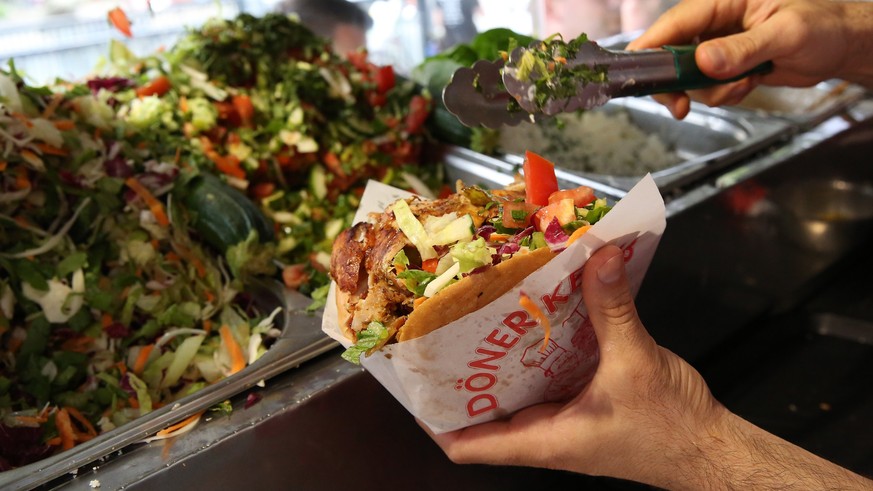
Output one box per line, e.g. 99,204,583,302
322,175,666,433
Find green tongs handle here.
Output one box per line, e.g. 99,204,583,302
653,45,773,93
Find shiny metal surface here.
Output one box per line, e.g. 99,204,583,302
496,96,793,193
772,178,873,253
726,80,867,130
2,282,336,491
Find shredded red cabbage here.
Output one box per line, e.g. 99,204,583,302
244,392,263,409
87,77,135,94
0,425,53,470
476,224,496,241
544,218,570,251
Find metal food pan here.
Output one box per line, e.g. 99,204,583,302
0,282,335,491
492,96,792,193
723,80,867,130
442,145,627,201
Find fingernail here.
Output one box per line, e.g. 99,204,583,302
597,253,624,285
702,44,727,74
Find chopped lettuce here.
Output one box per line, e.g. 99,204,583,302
341,321,391,364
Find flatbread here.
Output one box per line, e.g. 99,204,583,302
397,247,556,342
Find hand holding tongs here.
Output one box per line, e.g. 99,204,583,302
442,40,773,128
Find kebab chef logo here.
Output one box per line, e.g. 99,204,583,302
454,238,638,419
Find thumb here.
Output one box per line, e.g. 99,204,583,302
696,25,779,80
582,245,654,358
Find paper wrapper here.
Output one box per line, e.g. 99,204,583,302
322,175,666,433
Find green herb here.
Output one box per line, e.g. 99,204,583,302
341,321,392,364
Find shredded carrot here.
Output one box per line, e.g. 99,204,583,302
101,312,114,328
19,149,42,168
220,325,246,375
46,436,62,446
128,397,140,409
174,243,207,278
55,408,76,451
566,224,592,246
135,75,172,98
34,142,69,156
155,411,205,437
202,319,213,333
114,361,128,377
14,167,30,189
10,112,33,128
179,96,189,113
125,177,170,227
165,251,181,263
422,258,439,274
0,161,7,171
52,119,76,131
132,344,155,375
204,290,215,303
6,335,23,353
65,406,97,437
42,94,64,119
75,432,95,443
413,296,427,309
108,7,133,38
489,233,511,242
60,336,93,353
519,292,551,352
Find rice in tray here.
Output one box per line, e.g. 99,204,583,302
497,110,679,176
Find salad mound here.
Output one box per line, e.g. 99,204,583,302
0,64,279,470
0,12,436,470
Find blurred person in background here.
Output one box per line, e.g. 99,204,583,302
276,0,373,56
434,0,482,50
541,0,669,41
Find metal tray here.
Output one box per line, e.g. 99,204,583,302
723,80,867,130
0,281,335,491
491,96,793,193
442,145,627,200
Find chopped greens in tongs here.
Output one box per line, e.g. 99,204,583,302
443,34,773,128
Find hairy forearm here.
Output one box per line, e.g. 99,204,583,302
841,2,873,88
651,412,872,491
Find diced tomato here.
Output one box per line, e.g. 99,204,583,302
533,198,575,231
346,50,371,72
214,101,242,127
368,91,387,107
135,75,171,98
502,201,539,229
523,151,559,206
437,184,453,199
251,182,275,199
107,7,133,38
422,258,439,273
231,94,255,127
374,65,395,94
404,95,430,134
548,185,595,207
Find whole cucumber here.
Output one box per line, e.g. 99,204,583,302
179,173,275,252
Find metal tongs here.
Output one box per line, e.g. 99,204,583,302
442,40,773,128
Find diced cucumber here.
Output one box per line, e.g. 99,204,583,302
423,261,460,298
324,218,345,241
430,214,474,245
392,199,437,260
309,165,327,200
